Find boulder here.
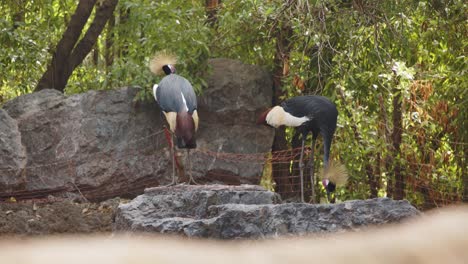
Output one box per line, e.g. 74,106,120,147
0,109,26,191
114,185,420,239
0,59,274,200
199,58,273,124
2,88,166,200
192,58,274,185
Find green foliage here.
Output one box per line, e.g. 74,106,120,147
64,0,212,98
0,0,211,102
0,0,76,101
322,0,466,207
210,0,275,66
226,0,466,207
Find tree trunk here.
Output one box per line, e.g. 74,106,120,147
35,0,118,92
391,73,405,200
105,12,115,70
12,1,25,30
92,45,99,66
104,12,115,89
205,0,221,27
271,23,294,199
369,154,380,198
118,6,130,59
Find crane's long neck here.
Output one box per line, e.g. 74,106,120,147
323,135,332,169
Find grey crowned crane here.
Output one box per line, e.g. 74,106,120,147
150,52,199,185
257,95,347,203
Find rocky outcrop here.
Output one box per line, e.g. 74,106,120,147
0,109,27,191
199,59,273,124
114,185,420,239
0,59,274,200
192,58,274,185
1,88,165,199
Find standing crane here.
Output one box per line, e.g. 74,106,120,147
257,95,347,203
150,52,199,185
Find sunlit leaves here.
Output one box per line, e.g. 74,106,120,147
0,0,76,100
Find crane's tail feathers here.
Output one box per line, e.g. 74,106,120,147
321,161,348,187
150,51,177,75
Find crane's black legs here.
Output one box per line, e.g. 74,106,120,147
299,138,305,203
309,137,316,203
169,134,177,186
186,149,198,185
163,127,177,186
162,127,199,186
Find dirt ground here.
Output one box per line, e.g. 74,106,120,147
0,197,124,236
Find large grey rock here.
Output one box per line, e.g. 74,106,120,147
2,88,166,199
0,59,274,199
115,185,281,224
0,109,26,191
114,185,420,239
193,58,274,185
199,58,273,123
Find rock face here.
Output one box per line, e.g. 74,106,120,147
199,59,273,124
193,58,274,185
0,109,26,191
2,88,165,199
114,185,420,239
0,59,274,200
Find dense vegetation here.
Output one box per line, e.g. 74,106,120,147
1,0,466,208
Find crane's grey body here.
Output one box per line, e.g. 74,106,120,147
152,71,199,185
156,74,197,114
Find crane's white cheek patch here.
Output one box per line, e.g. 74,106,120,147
266,106,309,128
192,110,199,132
163,112,177,132
265,106,283,128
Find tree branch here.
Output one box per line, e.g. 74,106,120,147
35,0,118,92
36,0,97,91
70,0,119,70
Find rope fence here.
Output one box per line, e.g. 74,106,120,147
0,128,464,210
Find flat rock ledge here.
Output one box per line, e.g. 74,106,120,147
113,185,420,239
